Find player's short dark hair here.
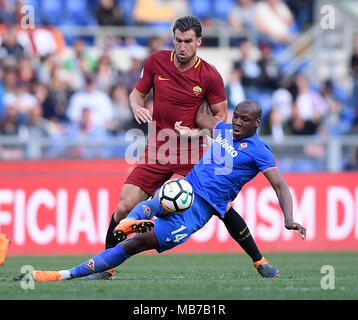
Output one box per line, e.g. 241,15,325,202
237,99,262,119
173,16,202,38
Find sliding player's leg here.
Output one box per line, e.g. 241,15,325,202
93,189,164,280
32,195,213,282
113,198,165,242
222,206,280,278
32,231,159,282
151,194,213,253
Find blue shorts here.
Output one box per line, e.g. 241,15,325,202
153,193,215,253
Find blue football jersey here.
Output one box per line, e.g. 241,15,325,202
186,121,277,217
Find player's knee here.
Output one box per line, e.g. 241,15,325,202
114,201,133,222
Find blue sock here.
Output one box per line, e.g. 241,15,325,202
69,243,130,278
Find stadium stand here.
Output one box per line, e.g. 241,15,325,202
0,0,357,172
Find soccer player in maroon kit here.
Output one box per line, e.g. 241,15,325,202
103,16,228,253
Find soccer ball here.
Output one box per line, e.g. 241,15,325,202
159,178,194,213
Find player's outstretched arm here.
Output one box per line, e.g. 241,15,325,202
129,88,152,124
263,168,306,240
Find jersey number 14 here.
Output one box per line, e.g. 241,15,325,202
171,225,188,243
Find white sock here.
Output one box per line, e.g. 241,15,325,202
59,270,71,280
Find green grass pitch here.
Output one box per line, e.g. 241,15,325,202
0,251,357,300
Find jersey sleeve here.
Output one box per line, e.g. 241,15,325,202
254,143,277,173
135,53,155,95
204,66,227,106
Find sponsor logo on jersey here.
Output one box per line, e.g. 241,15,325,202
142,205,151,217
85,259,95,271
215,134,238,158
192,85,202,96
158,75,170,81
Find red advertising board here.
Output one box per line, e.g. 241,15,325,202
0,160,357,255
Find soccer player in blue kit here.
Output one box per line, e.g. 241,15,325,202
32,100,306,281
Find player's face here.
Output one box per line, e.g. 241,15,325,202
173,29,202,65
231,106,260,139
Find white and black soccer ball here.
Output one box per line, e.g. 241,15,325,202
159,178,194,213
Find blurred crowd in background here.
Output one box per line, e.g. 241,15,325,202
0,0,357,169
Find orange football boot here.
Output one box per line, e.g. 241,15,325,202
113,219,154,242
0,234,11,266
105,268,115,276
32,270,62,281
253,257,280,278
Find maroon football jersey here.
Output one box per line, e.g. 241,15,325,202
135,50,227,163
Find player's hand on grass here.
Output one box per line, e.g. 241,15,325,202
284,221,306,240
133,107,152,124
174,121,200,138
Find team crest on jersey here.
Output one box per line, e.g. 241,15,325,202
85,259,95,271
142,204,151,217
239,142,247,150
192,85,202,96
